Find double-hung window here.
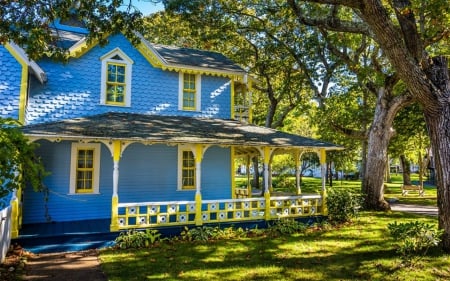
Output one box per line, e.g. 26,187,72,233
100,48,133,107
70,143,101,194
179,72,201,111
178,148,196,190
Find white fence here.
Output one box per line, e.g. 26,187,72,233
0,194,12,263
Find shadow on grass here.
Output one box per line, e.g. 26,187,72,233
100,212,446,281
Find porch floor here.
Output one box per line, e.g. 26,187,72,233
13,219,119,254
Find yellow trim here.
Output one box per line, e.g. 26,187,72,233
195,144,203,163
320,149,326,165
248,79,253,123
113,140,121,161
69,38,99,58
136,42,164,68
5,43,28,124
195,192,203,226
110,195,119,231
69,34,244,79
231,147,236,199
230,80,235,119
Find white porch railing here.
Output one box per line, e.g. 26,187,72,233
0,196,12,263
116,194,324,230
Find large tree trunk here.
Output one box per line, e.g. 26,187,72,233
422,57,450,250
362,90,396,210
399,155,412,185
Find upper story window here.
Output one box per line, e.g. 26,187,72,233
179,72,201,111
70,143,101,194
100,48,133,107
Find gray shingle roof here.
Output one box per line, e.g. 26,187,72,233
152,44,245,74
22,112,341,150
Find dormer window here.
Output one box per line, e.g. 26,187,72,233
100,48,133,107
179,72,201,111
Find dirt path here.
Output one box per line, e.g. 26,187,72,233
22,249,107,281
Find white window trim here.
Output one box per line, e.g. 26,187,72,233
69,142,101,194
100,48,134,107
178,72,201,111
177,145,196,191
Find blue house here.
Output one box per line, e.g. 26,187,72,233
0,22,341,241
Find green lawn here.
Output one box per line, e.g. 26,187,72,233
99,175,443,280
99,211,448,281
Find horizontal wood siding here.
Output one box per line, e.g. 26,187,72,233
118,143,180,202
23,141,232,224
22,140,113,223
201,146,231,199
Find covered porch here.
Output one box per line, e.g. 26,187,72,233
20,112,341,235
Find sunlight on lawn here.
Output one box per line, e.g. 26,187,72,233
99,175,444,281
100,211,448,281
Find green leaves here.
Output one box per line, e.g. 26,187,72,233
0,118,48,198
0,0,145,60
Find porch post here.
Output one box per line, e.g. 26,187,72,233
194,145,203,226
10,189,19,238
319,149,328,215
263,147,271,221
110,141,121,231
295,150,301,195
246,154,251,196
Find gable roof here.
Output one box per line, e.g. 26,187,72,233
68,31,246,77
22,112,341,151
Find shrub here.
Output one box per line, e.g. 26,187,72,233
388,221,443,263
115,229,164,249
268,219,308,235
326,188,363,224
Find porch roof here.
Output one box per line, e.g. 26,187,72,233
22,112,342,150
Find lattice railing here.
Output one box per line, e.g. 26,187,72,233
116,194,324,230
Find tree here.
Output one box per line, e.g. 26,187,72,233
163,0,450,251
295,0,450,251
0,0,146,60
0,118,47,200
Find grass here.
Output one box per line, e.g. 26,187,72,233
99,212,449,281
99,174,443,280
237,173,437,206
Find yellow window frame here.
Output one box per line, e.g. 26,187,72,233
106,62,126,105
181,150,196,190
182,73,196,110
75,148,95,193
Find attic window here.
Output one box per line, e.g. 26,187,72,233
100,48,134,107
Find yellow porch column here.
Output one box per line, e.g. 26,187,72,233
319,149,328,215
10,190,19,238
110,141,121,231
295,150,301,195
263,147,271,221
194,145,204,226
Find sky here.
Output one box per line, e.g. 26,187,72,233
132,1,165,15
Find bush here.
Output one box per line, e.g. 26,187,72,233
388,221,443,262
115,229,164,249
268,219,308,235
326,188,363,224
